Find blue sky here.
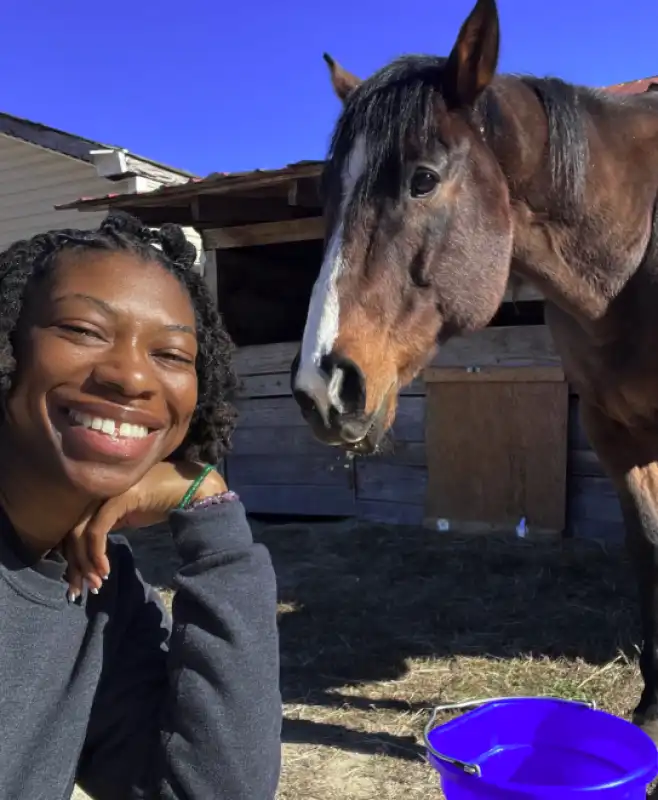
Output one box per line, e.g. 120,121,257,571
2,0,655,177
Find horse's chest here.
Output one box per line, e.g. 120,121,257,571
547,307,658,428
600,380,658,428
569,349,658,428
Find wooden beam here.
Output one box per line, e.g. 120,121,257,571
234,324,560,377
190,196,201,223
287,177,322,208
205,217,325,249
123,154,192,185
194,195,302,227
423,365,565,384
125,206,198,226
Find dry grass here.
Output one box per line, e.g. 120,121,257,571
74,518,650,799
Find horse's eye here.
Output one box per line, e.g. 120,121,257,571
410,168,440,198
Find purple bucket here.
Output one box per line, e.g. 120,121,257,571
423,696,658,799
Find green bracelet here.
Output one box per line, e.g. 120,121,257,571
177,464,214,510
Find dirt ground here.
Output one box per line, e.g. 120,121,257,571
74,518,651,799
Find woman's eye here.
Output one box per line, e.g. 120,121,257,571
157,351,194,365
410,168,440,198
58,324,101,339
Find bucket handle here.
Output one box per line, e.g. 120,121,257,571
423,695,596,778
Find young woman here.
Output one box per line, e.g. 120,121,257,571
0,212,281,799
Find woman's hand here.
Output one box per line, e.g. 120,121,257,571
64,461,227,599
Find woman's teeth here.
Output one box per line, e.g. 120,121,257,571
68,410,149,439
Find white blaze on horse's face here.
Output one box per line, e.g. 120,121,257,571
294,134,367,420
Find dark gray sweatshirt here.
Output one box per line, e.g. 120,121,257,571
0,500,281,799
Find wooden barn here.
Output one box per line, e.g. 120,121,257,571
59,156,631,544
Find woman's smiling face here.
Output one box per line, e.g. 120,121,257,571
5,249,199,499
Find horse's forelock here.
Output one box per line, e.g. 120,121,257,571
324,55,448,221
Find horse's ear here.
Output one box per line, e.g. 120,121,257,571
323,53,361,103
443,0,499,108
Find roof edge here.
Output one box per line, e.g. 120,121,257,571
0,111,198,180
55,160,326,212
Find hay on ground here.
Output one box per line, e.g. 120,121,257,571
73,519,645,800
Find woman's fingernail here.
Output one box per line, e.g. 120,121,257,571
102,574,110,581
90,587,99,595
68,591,78,603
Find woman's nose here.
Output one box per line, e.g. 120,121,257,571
92,343,156,398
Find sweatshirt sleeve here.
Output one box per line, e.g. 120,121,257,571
76,500,282,800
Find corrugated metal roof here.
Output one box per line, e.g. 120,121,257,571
56,159,325,212
605,76,658,94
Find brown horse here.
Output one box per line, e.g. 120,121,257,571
289,0,658,740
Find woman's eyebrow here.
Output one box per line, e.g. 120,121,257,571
53,293,117,317
53,293,196,335
165,323,196,335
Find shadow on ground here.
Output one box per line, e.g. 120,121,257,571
127,518,640,764
281,717,424,761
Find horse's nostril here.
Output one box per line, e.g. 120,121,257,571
324,353,366,416
291,351,366,430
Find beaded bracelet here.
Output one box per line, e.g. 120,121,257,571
176,464,215,510
185,490,240,512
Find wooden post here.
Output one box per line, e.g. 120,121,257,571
202,249,218,306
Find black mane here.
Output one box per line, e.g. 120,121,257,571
323,54,642,224
487,75,590,222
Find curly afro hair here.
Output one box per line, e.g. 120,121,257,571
0,210,237,464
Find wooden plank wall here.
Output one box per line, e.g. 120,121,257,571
226,414,357,517
228,346,427,523
229,325,558,526
228,325,626,540
227,341,357,515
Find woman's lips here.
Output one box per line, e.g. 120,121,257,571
68,409,150,440
52,406,163,464
61,399,165,431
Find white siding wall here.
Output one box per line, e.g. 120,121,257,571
0,134,134,249
0,134,204,267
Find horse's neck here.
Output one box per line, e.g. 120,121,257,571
488,77,658,325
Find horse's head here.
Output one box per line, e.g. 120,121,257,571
291,0,513,453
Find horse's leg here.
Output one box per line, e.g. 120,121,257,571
580,401,658,741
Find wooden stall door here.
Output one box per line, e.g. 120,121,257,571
424,366,568,534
